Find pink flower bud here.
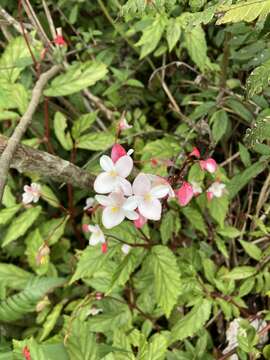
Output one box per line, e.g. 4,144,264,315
95,292,104,300
119,118,132,130
199,158,217,173
82,224,90,233
101,242,108,253
22,346,31,360
189,147,200,158
54,35,66,46
111,144,127,163
176,182,194,206
133,212,147,228
207,191,214,201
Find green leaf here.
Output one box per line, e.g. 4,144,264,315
227,162,267,199
76,132,114,151
160,210,181,244
2,206,42,247
41,184,60,208
70,246,115,283
225,266,256,280
45,61,108,97
72,112,98,139
39,216,69,246
148,245,181,318
171,299,212,342
25,229,49,275
166,19,182,52
218,226,241,238
211,110,229,143
54,112,73,151
239,240,262,261
208,196,229,227
216,1,270,25
39,302,64,341
136,15,167,58
138,334,168,360
0,277,65,322
184,25,212,72
247,59,270,97
0,205,21,225
182,207,207,235
239,143,251,167
65,319,99,360
0,263,32,290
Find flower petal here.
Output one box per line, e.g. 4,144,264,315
123,196,138,211
95,194,113,207
111,144,127,163
89,233,101,246
115,155,133,178
102,207,125,229
133,212,147,228
22,193,33,204
117,177,132,196
100,155,114,172
138,198,162,220
132,173,151,196
176,182,193,206
94,172,117,194
150,185,169,199
124,210,139,221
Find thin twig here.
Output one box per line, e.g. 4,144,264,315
0,65,61,203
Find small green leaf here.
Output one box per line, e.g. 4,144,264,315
41,184,60,208
239,240,262,261
0,205,21,225
72,112,97,139
54,112,73,151
39,302,64,341
207,196,229,228
211,110,229,143
148,245,181,318
2,206,42,247
182,207,207,235
218,226,241,238
76,132,114,151
239,143,251,167
45,61,108,97
0,263,32,290
225,266,256,280
171,299,212,342
166,19,182,52
160,210,181,244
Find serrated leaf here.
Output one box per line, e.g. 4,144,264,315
171,299,212,342
239,240,262,260
160,210,181,244
166,19,182,52
138,334,168,360
0,277,65,322
227,162,267,199
216,1,270,25
0,263,32,290
54,112,73,151
149,245,181,318
207,195,229,228
247,59,270,97
224,266,256,280
39,302,64,341
0,205,21,225
72,112,98,139
65,319,98,360
76,132,114,151
2,206,42,247
45,61,108,97
39,216,69,246
182,207,207,235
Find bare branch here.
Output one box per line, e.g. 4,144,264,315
0,135,94,189
0,65,62,203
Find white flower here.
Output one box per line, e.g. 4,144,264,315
94,154,133,196
88,225,106,246
121,244,131,255
22,183,41,204
96,191,138,229
119,118,132,130
147,174,175,198
207,182,226,198
132,173,169,221
83,197,95,211
191,181,203,195
87,306,103,316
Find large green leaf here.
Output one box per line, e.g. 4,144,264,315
0,205,21,225
148,245,181,318
76,132,114,151
0,277,65,322
44,61,108,96
0,263,32,290
2,206,42,247
138,334,168,360
171,299,212,342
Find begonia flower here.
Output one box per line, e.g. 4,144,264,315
119,118,132,131
22,183,41,204
87,225,106,246
121,244,131,255
207,182,226,201
189,147,201,158
176,182,193,206
94,153,133,196
84,197,95,211
96,191,138,229
191,181,203,196
199,158,217,173
132,173,169,220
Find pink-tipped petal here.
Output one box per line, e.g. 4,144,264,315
111,144,127,163
200,158,217,173
134,212,147,228
82,224,90,233
189,147,201,158
207,191,214,201
176,182,194,206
